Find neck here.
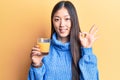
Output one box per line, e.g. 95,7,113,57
57,36,69,43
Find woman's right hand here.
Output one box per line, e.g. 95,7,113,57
31,45,44,67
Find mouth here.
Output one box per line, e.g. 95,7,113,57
59,28,67,33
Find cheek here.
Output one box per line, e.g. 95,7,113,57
67,21,71,27
68,28,71,33
53,22,59,29
69,21,71,27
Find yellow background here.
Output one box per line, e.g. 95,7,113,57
0,0,120,80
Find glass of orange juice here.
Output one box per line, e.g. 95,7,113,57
37,38,50,55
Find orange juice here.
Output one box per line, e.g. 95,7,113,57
37,42,50,54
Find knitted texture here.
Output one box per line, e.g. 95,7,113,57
28,33,99,80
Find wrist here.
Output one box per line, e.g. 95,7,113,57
32,62,43,68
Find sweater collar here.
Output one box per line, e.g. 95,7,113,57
51,33,70,51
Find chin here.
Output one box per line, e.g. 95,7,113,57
59,33,69,38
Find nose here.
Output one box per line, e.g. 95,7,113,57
60,19,65,27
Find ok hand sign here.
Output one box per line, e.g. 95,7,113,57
79,25,99,48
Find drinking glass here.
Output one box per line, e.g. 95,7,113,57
37,38,50,55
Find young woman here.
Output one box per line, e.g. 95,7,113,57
28,1,99,80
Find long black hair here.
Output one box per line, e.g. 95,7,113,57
51,1,82,80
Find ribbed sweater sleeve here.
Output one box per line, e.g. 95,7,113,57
28,64,46,80
79,48,99,80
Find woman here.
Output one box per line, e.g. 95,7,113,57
28,1,99,80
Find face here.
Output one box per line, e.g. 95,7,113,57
52,7,71,41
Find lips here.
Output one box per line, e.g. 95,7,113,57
59,29,67,33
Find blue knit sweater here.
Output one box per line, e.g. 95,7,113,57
28,33,99,80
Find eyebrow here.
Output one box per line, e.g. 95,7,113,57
54,15,70,18
53,16,60,18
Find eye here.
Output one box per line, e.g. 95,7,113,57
54,18,60,22
65,18,71,21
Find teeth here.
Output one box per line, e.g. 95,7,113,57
60,29,66,33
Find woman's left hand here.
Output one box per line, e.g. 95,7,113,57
79,25,99,48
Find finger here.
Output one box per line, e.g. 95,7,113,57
89,24,97,34
79,32,84,41
81,32,88,38
32,47,40,51
79,32,88,41
34,45,39,48
31,51,42,56
92,27,98,35
79,32,86,37
94,35,100,41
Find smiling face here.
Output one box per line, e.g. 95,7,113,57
52,7,71,43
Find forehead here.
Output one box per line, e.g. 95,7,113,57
54,7,70,17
